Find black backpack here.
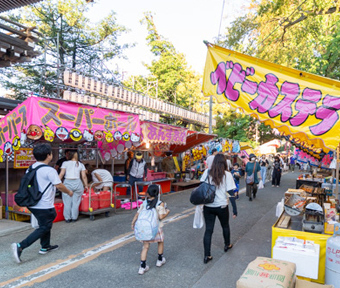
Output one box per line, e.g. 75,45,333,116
15,164,52,207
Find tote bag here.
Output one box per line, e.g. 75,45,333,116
246,162,256,185
190,170,216,205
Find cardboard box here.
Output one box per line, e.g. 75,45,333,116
295,279,334,288
273,237,320,279
236,257,296,288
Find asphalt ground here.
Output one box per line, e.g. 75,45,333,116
0,170,297,288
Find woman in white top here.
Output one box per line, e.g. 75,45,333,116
201,153,237,264
59,151,88,222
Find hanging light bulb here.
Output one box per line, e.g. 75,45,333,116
146,142,150,149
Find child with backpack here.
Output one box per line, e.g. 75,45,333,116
131,184,170,275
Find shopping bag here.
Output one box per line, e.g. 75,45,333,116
193,205,204,229
258,180,264,189
31,213,39,229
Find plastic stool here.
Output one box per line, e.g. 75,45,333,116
114,183,133,213
134,181,152,208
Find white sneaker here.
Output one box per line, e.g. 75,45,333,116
138,265,149,275
156,257,166,267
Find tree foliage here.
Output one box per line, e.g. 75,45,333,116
1,0,129,99
220,0,340,79
123,12,205,117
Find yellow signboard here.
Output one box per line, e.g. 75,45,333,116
14,148,36,168
203,44,340,152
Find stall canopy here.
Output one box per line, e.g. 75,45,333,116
255,139,281,155
203,43,340,154
0,96,140,160
170,131,216,155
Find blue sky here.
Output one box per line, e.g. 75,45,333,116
87,0,249,77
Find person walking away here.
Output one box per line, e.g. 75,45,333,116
231,163,243,199
200,154,237,264
245,153,261,201
124,151,134,178
289,156,295,172
54,149,72,174
259,155,269,187
225,155,232,171
85,164,113,191
272,156,282,187
11,144,73,263
131,184,170,275
161,152,176,179
206,148,217,169
59,151,88,222
127,151,148,197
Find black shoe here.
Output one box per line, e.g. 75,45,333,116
39,245,59,255
253,193,256,199
249,197,252,201
65,219,71,223
71,219,77,222
204,256,213,264
224,244,233,252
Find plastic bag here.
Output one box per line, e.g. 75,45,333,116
258,180,264,189
31,213,39,229
276,198,284,217
193,205,204,229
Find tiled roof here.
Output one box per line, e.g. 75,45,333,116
0,0,43,13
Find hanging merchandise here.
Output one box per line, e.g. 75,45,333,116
232,140,240,153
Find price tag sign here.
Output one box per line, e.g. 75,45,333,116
14,148,36,168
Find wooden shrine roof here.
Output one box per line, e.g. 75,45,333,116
0,0,43,13
0,16,41,67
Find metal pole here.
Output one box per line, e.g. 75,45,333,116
111,157,114,176
56,32,60,97
5,155,9,219
336,145,339,200
209,96,213,134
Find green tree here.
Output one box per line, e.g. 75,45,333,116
220,0,340,79
123,12,205,115
1,0,129,100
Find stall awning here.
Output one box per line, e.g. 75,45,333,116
203,43,340,153
170,132,216,155
0,97,140,158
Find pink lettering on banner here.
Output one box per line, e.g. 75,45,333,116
249,74,279,113
268,82,300,121
290,88,321,126
224,62,246,101
157,128,166,141
173,130,180,142
311,95,340,136
165,128,172,142
241,67,258,95
210,62,227,95
147,125,157,140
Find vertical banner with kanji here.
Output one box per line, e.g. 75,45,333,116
203,44,340,153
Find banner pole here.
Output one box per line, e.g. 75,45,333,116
336,144,339,201
209,96,212,134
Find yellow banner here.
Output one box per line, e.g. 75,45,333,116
203,44,340,152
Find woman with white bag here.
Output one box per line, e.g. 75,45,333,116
200,154,237,264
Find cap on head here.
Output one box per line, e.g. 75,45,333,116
135,151,143,160
249,153,256,159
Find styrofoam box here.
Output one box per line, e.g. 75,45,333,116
273,241,320,279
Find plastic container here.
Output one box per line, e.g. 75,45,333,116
79,193,99,212
53,202,65,223
98,191,111,209
325,223,340,287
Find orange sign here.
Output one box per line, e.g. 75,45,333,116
14,148,36,168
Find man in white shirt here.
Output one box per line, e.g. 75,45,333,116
206,148,218,169
11,144,73,264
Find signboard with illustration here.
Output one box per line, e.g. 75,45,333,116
203,44,340,153
14,148,36,168
0,97,141,161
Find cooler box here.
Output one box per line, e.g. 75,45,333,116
146,170,167,181
53,202,65,223
114,198,121,209
113,175,126,182
79,193,99,212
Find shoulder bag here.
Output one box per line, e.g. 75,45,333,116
190,170,216,205
246,162,256,185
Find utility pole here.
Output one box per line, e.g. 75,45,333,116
209,96,213,134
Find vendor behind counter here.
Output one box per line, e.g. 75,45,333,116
161,152,176,178
85,164,113,191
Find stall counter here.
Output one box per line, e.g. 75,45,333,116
272,212,331,284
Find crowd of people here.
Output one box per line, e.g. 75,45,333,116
11,143,300,275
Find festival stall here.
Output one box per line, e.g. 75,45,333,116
0,96,141,220
202,43,340,285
